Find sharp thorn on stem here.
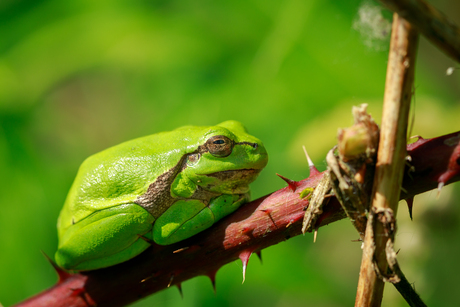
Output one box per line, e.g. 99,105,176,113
176,283,183,298
255,250,262,264
405,198,414,220
260,208,277,229
276,173,300,192
239,249,253,284
437,181,444,199
137,234,155,245
173,247,190,253
303,146,320,177
205,270,218,293
168,274,174,288
41,251,72,283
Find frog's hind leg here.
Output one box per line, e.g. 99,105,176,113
55,203,154,271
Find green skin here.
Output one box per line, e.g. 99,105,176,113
55,120,268,271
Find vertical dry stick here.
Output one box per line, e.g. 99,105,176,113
355,13,418,307
378,0,460,63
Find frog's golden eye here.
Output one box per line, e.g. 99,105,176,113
206,135,233,157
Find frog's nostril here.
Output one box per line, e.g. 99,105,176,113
238,141,259,150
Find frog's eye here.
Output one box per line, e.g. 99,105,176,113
206,135,233,157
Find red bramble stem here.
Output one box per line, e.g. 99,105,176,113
14,131,460,307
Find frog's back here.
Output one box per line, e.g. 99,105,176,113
58,127,207,230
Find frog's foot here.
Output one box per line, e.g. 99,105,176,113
55,203,154,271
153,194,248,245
208,193,248,221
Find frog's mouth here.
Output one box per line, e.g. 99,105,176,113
206,168,261,182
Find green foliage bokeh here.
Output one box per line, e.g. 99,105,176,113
1,0,459,306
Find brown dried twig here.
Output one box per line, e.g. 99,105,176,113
355,12,419,307
321,103,426,306
379,0,460,63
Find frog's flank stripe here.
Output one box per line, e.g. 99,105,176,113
134,154,187,219
134,141,258,219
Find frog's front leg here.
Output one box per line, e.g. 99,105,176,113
208,193,248,221
55,203,154,271
153,194,248,245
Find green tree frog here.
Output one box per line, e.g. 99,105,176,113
55,121,268,271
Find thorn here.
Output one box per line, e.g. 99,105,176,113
137,234,155,245
140,270,161,283
239,249,254,284
176,283,183,298
241,226,252,234
437,181,444,198
409,135,423,141
255,250,262,264
140,275,152,283
41,251,72,283
168,274,174,287
206,270,218,293
276,173,300,192
303,146,320,177
173,247,190,253
405,198,414,220
436,141,460,197
260,208,277,228
70,286,96,306
313,228,318,243
70,287,85,297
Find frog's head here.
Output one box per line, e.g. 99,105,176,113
176,120,268,196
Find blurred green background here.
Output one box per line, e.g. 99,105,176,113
1,0,459,306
